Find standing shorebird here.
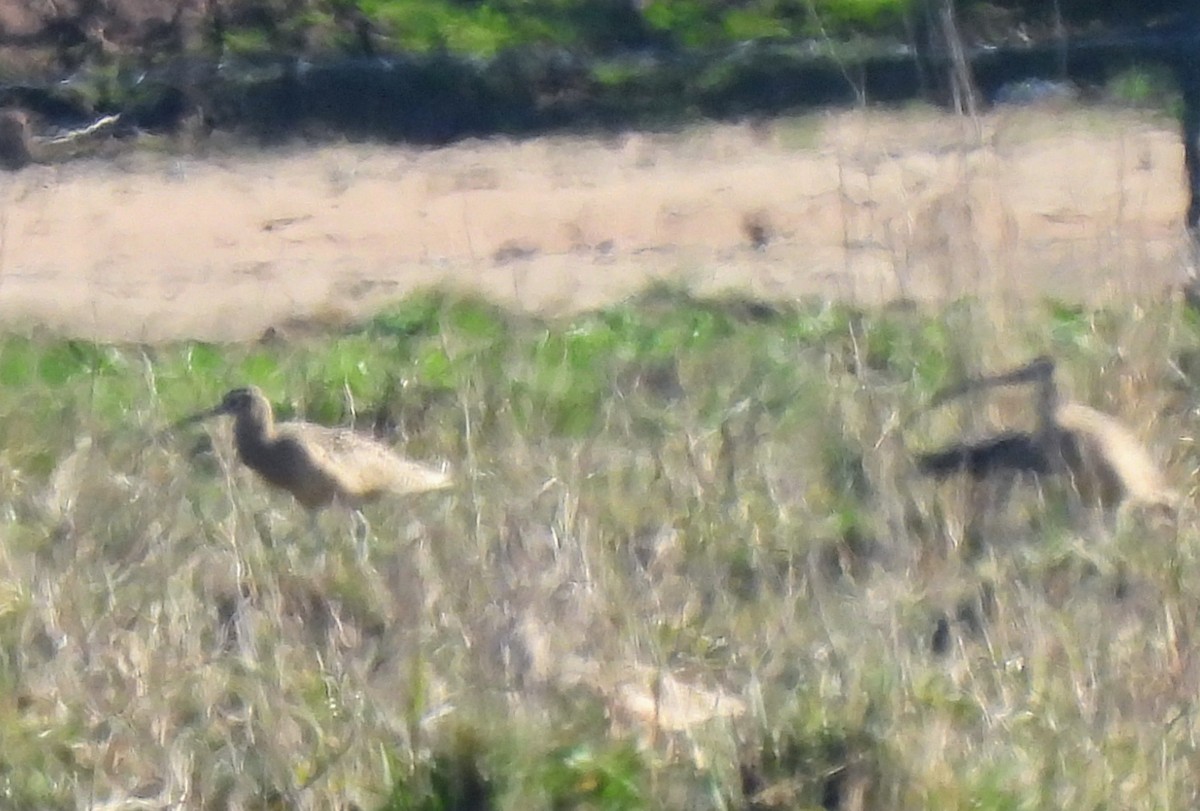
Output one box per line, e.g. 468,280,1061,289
180,386,452,554
916,356,1177,516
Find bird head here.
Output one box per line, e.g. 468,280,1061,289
175,386,273,429
212,387,266,417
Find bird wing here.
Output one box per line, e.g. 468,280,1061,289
283,423,452,502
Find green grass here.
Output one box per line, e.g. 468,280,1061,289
256,0,912,57
0,284,1195,807
1104,64,1183,117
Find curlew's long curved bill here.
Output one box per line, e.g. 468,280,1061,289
169,402,229,432
146,403,222,445
928,355,1056,410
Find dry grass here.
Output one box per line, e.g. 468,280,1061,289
0,284,1195,809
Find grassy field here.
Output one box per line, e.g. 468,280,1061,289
0,283,1197,809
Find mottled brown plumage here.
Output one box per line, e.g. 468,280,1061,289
182,386,452,510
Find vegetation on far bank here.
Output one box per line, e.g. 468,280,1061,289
0,0,1187,151
3,0,1191,77
204,0,1193,59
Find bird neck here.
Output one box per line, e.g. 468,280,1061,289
1033,378,1060,443
233,410,277,456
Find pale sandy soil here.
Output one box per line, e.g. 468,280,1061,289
0,104,1189,342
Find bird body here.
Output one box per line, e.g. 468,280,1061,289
917,357,1177,513
185,387,452,510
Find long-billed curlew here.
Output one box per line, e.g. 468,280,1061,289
180,387,452,550
916,356,1177,514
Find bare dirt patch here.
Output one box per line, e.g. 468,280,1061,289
0,104,1188,342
